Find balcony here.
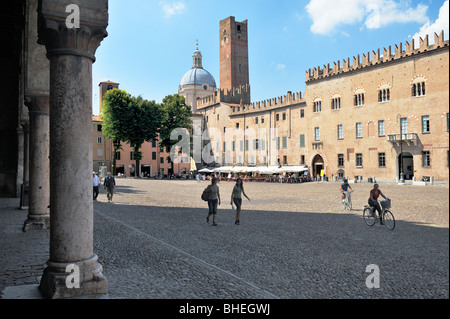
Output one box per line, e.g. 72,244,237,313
387,133,418,146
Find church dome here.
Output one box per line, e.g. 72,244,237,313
180,68,217,88
179,44,217,89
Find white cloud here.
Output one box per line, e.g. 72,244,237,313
305,0,430,35
160,1,186,18
276,64,286,70
411,0,449,46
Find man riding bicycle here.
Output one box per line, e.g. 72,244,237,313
368,184,389,224
340,179,352,203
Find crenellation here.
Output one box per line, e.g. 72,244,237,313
394,43,403,58
383,46,392,62
419,35,429,50
305,30,448,82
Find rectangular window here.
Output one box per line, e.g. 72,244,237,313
282,136,288,149
300,109,305,118
447,113,449,132
422,151,431,167
422,115,430,133
255,117,259,125
152,140,157,148
378,153,386,168
97,124,102,132
236,122,240,129
314,128,320,141
276,114,280,121
300,135,305,148
337,125,343,140
378,120,385,136
232,141,236,152
276,137,280,150
254,139,259,150
356,123,362,138
115,151,121,160
283,156,288,165
97,137,102,144
400,118,408,136
338,154,344,167
130,152,134,161
98,149,103,157
356,153,363,167
152,152,156,160
300,155,305,165
245,140,249,151
282,113,287,121
160,157,164,164
261,117,265,124
240,140,244,152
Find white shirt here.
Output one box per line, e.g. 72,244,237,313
93,175,101,186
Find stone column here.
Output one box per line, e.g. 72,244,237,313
23,95,50,231
37,0,108,299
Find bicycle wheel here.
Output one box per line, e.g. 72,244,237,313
383,210,396,230
347,198,352,211
363,207,376,227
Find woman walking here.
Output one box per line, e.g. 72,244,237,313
231,178,250,225
206,178,221,226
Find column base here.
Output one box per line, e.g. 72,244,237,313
39,255,108,299
23,215,50,232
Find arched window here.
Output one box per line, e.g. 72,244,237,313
378,83,391,103
411,76,427,97
313,97,322,113
353,88,365,107
330,93,342,110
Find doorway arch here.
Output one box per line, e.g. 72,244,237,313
312,154,325,179
398,152,414,180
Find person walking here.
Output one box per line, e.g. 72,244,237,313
230,178,250,225
205,178,221,226
104,172,116,202
93,172,101,201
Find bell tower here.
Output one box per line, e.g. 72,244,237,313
220,16,250,104
99,81,119,114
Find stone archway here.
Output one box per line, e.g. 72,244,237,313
312,154,325,179
398,152,414,180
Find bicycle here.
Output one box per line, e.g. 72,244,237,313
342,190,352,210
363,199,395,230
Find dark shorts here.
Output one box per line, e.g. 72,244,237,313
233,197,242,210
208,199,218,215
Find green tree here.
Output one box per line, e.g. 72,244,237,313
101,89,133,175
102,89,161,177
126,96,161,177
158,94,193,174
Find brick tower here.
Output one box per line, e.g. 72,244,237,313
99,80,119,114
220,16,251,104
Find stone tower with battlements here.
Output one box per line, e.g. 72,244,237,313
220,16,251,104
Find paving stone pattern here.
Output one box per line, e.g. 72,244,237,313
1,180,448,299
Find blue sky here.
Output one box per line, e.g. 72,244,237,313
92,0,449,115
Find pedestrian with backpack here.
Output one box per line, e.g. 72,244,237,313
203,178,221,226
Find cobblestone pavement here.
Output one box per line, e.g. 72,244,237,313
1,180,448,299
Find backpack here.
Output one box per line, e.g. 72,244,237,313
201,186,211,201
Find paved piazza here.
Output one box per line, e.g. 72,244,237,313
1,179,448,299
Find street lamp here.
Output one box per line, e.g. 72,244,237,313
399,135,405,184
